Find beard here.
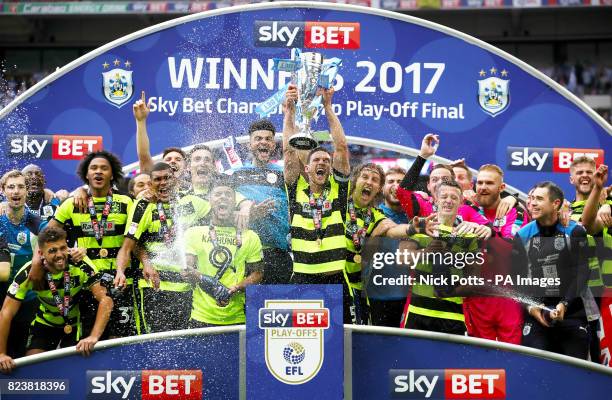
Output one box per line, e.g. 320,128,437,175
385,195,400,206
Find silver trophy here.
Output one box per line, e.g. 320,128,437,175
290,51,324,150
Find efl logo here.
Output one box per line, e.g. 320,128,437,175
8,134,103,160
259,300,330,384
254,20,360,49
390,369,506,399
507,146,603,173
87,370,202,399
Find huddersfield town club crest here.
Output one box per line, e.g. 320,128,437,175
259,300,329,384
102,68,134,108
478,76,510,117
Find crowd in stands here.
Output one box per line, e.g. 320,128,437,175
0,71,49,109
542,62,612,97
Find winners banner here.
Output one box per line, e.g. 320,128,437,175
0,2,609,195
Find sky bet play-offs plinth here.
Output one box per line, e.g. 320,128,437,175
2,283,611,399
245,285,343,399
0,2,609,198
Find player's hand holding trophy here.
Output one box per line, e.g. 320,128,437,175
256,48,342,150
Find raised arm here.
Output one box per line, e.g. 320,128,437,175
400,133,439,190
322,88,349,176
582,165,608,234
134,91,154,174
282,84,302,185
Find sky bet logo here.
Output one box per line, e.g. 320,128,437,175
254,20,360,49
258,308,329,328
87,370,202,399
390,369,506,399
9,134,103,160
507,146,604,173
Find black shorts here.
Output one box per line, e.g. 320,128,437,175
261,248,293,285
522,316,590,359
290,271,345,285
7,298,39,358
346,287,370,325
369,299,406,327
187,319,226,329
80,284,138,338
138,288,192,333
405,312,466,336
26,323,77,352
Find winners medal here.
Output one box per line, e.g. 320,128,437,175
44,263,73,338
99,248,108,258
354,254,362,264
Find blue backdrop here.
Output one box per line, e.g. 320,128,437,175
0,3,609,195
351,331,611,399
4,328,611,399
4,332,240,399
